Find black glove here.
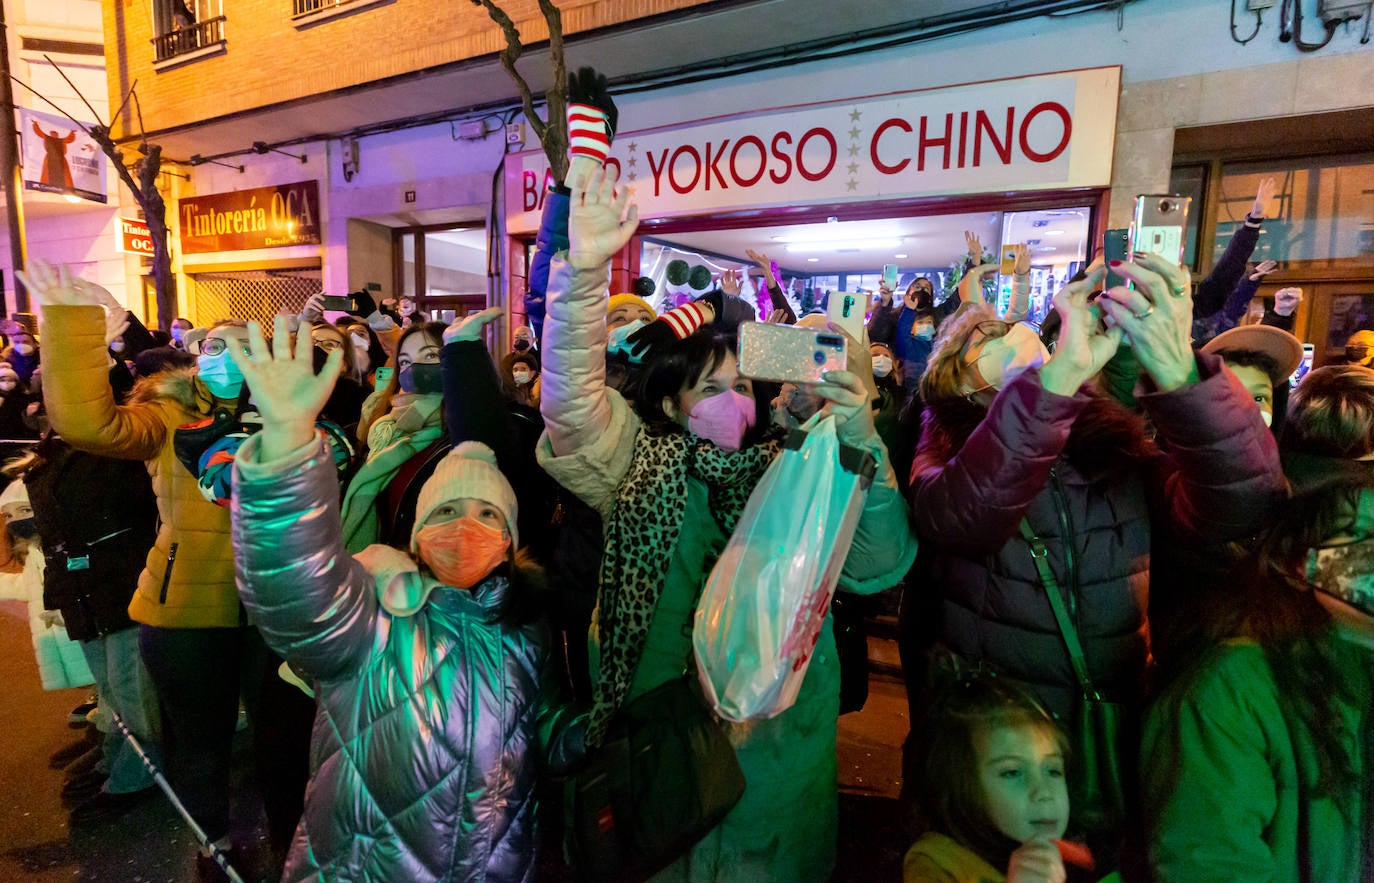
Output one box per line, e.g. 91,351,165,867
696,289,725,324
625,318,679,361
567,66,618,140
350,287,377,317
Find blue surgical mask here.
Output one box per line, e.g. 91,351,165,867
914,324,936,341
197,351,244,399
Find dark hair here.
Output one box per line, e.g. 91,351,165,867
1218,349,1282,385
633,329,735,428
134,346,195,377
915,670,1068,870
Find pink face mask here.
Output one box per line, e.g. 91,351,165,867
686,389,756,451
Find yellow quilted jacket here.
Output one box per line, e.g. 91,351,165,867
40,306,241,628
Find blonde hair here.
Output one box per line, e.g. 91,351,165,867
1284,364,1374,458
918,303,999,403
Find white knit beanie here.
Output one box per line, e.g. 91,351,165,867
0,478,28,514
410,442,519,553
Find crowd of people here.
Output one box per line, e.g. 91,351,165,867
0,70,1370,883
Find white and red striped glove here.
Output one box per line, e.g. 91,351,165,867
568,103,612,166
626,300,715,359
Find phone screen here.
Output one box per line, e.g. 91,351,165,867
1000,245,1018,276
1103,228,1131,290
1291,344,1315,388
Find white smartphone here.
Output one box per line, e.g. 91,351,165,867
738,322,847,385
826,291,866,343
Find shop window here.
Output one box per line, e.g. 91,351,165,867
189,268,321,326
1210,154,1374,269
151,0,226,66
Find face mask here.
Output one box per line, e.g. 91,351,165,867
965,323,1047,393
8,517,36,539
511,370,533,386
171,327,186,343
914,324,936,341
416,516,511,590
607,318,649,362
513,339,531,352
1306,536,1374,619
0,380,15,392
110,339,125,354
872,355,894,378
13,343,34,356
1260,409,1273,428
197,351,244,398
351,333,369,351
398,362,442,395
686,389,756,451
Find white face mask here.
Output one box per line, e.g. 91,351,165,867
511,370,533,386
964,322,1048,394
872,355,894,378
1260,409,1273,428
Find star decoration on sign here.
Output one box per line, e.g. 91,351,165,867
846,108,862,193
627,155,637,168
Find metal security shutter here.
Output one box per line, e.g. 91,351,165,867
189,268,322,325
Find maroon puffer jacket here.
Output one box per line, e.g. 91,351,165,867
910,353,1285,718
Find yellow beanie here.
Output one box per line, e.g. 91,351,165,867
607,293,657,320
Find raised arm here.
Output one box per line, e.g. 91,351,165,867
1194,178,1273,316
540,159,638,457
1002,243,1032,323
21,261,166,461
230,318,376,680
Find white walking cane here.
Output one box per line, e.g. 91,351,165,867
108,710,245,883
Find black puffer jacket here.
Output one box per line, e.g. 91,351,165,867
25,434,159,640
910,355,1285,718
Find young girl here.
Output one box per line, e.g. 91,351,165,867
907,674,1099,883
229,318,584,881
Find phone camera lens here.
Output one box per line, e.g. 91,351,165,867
1158,199,1175,213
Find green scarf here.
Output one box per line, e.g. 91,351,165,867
588,424,782,746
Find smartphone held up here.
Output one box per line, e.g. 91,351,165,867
738,322,847,385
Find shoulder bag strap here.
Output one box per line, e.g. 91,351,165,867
1019,518,1100,702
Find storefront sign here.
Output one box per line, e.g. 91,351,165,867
179,180,321,254
116,217,154,255
19,107,107,204
506,67,1120,232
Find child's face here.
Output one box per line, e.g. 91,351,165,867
975,724,1069,843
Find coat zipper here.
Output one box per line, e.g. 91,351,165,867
1047,468,1078,622
158,542,178,604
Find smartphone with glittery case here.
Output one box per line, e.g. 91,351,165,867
738,322,847,385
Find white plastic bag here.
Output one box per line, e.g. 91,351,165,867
693,414,875,722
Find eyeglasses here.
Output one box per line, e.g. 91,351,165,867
963,320,1010,359
200,338,252,357
312,336,343,352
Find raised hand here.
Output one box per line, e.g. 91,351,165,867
228,316,341,461
1274,286,1303,317
1013,242,1032,276
1251,177,1278,219
568,163,638,271
745,248,779,285
1040,265,1122,397
964,230,983,263
765,309,790,325
719,269,741,297
1096,253,1197,392
15,259,92,308
442,306,504,344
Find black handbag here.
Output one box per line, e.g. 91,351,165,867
1019,519,1132,836
566,675,745,882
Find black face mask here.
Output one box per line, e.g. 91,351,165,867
8,517,37,539
398,362,443,395
513,339,532,352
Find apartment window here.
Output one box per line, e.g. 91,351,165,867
152,0,226,64
292,0,393,27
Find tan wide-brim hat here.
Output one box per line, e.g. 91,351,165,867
1202,324,1304,379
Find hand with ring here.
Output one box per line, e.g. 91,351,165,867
1096,253,1198,392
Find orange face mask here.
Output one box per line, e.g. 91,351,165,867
415,516,511,589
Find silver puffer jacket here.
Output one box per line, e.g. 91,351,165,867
232,434,583,882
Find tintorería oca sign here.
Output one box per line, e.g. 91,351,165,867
505,66,1120,233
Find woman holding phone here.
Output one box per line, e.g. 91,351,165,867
537,149,916,880
908,254,1286,859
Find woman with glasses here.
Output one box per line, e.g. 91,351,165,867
906,256,1285,862
18,262,315,878
305,322,367,445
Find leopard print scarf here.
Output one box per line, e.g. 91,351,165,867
588,424,782,745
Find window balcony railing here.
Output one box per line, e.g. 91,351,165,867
152,15,226,63
293,0,360,17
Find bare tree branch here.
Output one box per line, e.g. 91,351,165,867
470,1,546,141
42,54,107,129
